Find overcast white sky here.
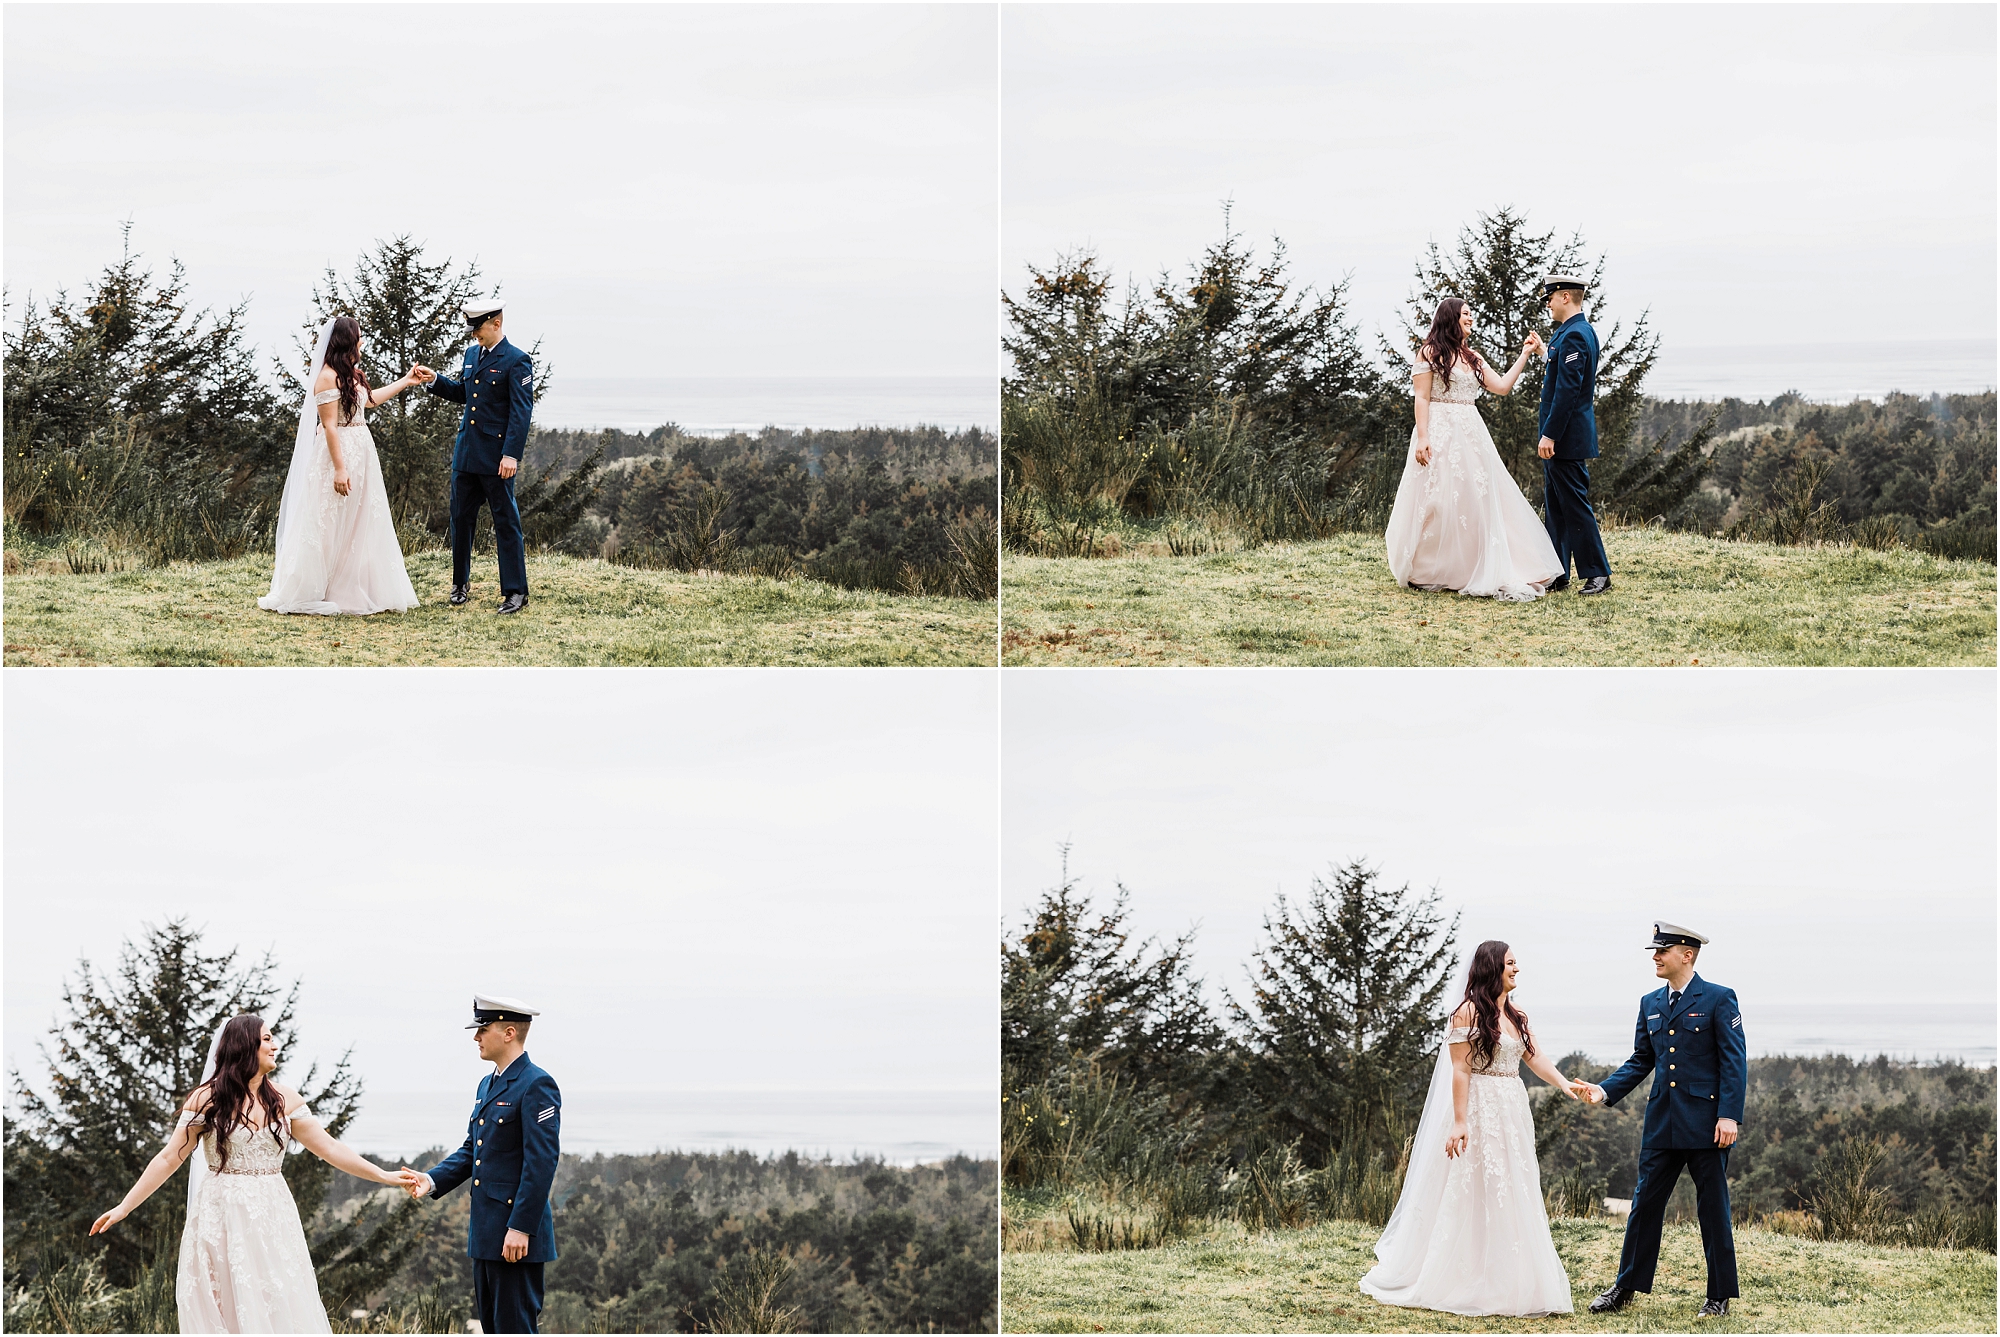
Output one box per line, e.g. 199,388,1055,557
1003,4,1996,365
5,4,997,380
7,670,998,1100
1002,670,1996,1013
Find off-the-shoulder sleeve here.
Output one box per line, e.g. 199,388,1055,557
285,1104,317,1128
1445,1025,1474,1043
175,1109,205,1130
313,389,340,406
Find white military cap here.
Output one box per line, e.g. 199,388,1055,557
1645,921,1709,951
461,297,504,323
467,993,540,1028
1541,272,1589,297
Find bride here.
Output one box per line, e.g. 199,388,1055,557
1384,298,1564,600
90,1013,424,1333
258,316,423,615
1359,940,1584,1317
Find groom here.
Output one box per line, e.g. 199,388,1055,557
1536,273,1611,595
422,299,534,614
407,995,561,1334
1579,923,1746,1320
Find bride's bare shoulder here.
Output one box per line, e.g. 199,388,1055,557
314,366,338,392
182,1085,214,1114
1414,343,1436,372
1450,1001,1476,1027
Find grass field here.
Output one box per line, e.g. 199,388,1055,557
1,549,997,666
1000,529,1996,666
1001,1217,1998,1334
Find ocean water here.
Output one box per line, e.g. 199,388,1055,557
1648,338,1996,404
533,375,995,435
344,1089,996,1165
1525,1002,1994,1068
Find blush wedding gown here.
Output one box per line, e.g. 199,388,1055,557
258,387,419,616
174,1107,332,1333
1358,1027,1575,1316
1384,360,1563,601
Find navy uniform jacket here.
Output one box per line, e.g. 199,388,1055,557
1598,974,1747,1149
1536,313,1600,459
427,1053,561,1263
426,338,534,475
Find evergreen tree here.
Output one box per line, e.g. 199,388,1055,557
1230,862,1458,1165
1392,207,1712,521
3,921,423,1309
1001,847,1220,1094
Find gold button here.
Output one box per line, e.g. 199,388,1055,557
474,1179,480,1186
476,1140,482,1146
480,1120,484,1126
1670,1082,1676,1087
1670,1048,1676,1053
1669,1030,1676,1036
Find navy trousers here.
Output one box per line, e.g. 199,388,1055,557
1542,457,1610,579
450,469,528,595
473,1258,544,1334
1616,1146,1739,1300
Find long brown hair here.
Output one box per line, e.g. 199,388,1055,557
191,1013,288,1172
1421,297,1485,392
323,316,366,423
1458,940,1535,1071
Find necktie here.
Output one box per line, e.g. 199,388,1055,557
1670,989,1682,1011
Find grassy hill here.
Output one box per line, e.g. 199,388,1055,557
1000,529,1996,666
1001,1217,1997,1333
2,550,996,666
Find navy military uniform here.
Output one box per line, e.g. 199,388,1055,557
425,997,560,1334
1536,277,1611,583
1598,926,1746,1307
425,300,533,604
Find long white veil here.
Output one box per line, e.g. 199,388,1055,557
1366,960,1474,1281
259,319,342,614
183,1023,227,1229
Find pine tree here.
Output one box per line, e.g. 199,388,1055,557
3,921,423,1308
1391,208,1712,520
1230,862,1459,1166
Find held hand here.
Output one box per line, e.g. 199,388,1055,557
1561,1079,1585,1102
1524,332,1545,357
393,1168,427,1197
502,1228,530,1263
1537,437,1556,460
411,365,435,385
333,468,352,497
1715,1118,1739,1148
90,1205,128,1236
497,456,519,480
1444,1120,1469,1160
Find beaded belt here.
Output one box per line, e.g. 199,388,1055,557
212,1165,284,1176
1468,1069,1519,1079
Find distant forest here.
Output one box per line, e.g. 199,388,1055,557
329,1148,999,1334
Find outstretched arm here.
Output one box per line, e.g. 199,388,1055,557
1523,1043,1586,1100
1476,336,1541,397
90,1100,206,1235
1596,1004,1655,1107
426,365,467,404
278,1091,420,1190
367,366,427,408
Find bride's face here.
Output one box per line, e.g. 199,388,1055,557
1458,307,1476,341
257,1025,277,1075
1501,951,1519,993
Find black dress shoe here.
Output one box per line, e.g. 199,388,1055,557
1579,575,1613,595
1545,575,1571,593
1697,1298,1730,1318
448,584,470,606
497,593,528,615
1588,1286,1636,1314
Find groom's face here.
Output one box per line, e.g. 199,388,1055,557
474,1021,519,1061
1652,945,1695,978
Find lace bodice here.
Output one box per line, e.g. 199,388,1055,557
179,1106,312,1174
313,387,365,427
1420,358,1484,405
1445,1026,1525,1076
